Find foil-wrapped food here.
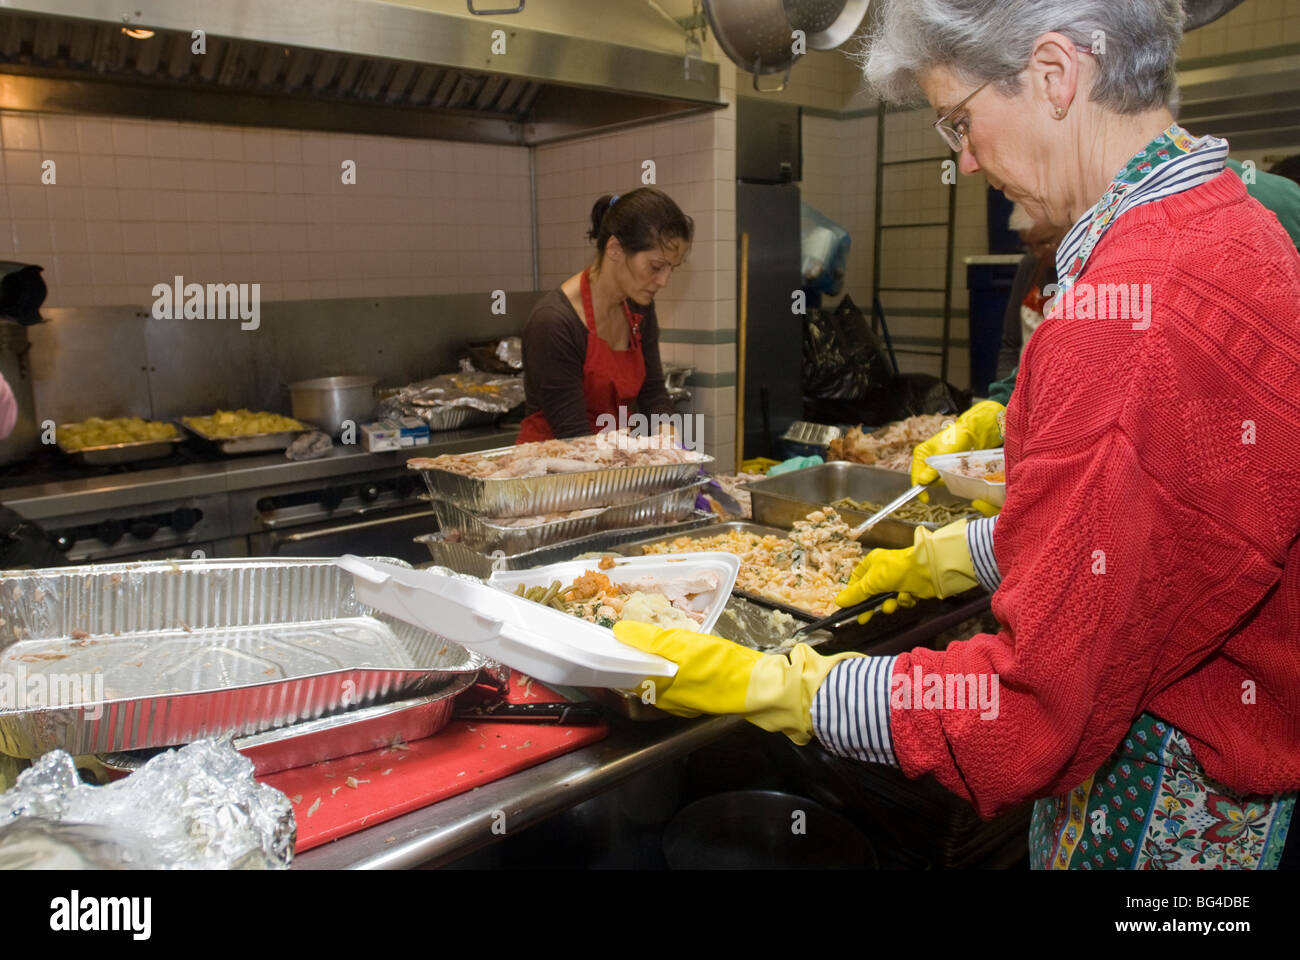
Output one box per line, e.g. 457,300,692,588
463,336,523,374
377,371,524,431
0,739,295,869
412,429,704,479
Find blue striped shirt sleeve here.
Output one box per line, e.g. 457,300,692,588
810,655,899,767
966,515,1001,592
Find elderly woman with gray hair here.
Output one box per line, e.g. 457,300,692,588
615,0,1300,870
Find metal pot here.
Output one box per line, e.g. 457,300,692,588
288,376,378,438
704,0,802,89
704,0,869,90
786,0,870,51
0,321,38,464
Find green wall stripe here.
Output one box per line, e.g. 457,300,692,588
685,372,736,388
660,327,737,344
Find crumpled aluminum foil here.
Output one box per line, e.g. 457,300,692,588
495,336,523,370
285,429,333,461
0,739,295,869
0,819,160,869
377,371,524,419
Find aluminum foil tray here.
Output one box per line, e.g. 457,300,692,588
423,406,499,433
57,433,184,466
610,521,830,620
411,444,713,517
179,417,312,455
432,480,707,554
0,557,489,758
780,421,842,457
416,511,719,578
97,673,475,777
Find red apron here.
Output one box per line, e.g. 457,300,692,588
517,268,646,443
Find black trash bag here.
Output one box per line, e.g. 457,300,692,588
891,373,971,419
803,374,970,429
802,295,893,400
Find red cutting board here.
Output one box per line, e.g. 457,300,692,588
262,672,608,852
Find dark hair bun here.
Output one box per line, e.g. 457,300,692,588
588,195,615,242
586,188,693,262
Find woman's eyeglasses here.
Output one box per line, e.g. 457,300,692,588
933,44,1096,153
934,82,988,153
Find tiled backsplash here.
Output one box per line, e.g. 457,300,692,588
0,111,533,309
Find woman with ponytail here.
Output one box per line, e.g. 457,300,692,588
518,187,693,442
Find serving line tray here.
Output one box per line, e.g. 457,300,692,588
746,461,980,549
416,510,719,578
56,432,184,466
179,417,314,455
410,443,712,517
430,480,707,555
0,557,488,758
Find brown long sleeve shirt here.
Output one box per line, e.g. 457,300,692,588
521,287,675,439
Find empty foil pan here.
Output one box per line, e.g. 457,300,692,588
97,673,475,777
0,557,488,758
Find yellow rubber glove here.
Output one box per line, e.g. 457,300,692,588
911,400,1006,498
836,518,979,621
970,499,1001,517
613,621,863,744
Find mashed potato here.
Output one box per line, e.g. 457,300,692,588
619,591,701,632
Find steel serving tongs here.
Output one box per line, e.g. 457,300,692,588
846,483,931,540
780,591,899,645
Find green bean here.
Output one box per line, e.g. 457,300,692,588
538,580,562,607
514,584,526,597
831,496,971,525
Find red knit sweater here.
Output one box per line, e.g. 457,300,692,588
891,171,1300,818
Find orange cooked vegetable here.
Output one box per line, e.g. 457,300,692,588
566,570,612,601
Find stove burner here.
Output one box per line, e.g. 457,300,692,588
0,443,227,491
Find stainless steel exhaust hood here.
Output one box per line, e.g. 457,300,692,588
0,0,723,144
1176,51,1300,153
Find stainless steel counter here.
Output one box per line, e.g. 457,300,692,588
3,425,519,519
293,593,993,870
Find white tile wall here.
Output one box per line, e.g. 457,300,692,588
3,111,532,307
800,113,877,308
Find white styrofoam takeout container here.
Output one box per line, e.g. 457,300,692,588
486,552,741,637
335,555,684,689
925,447,1006,507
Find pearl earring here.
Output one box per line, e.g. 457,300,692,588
1055,106,1064,118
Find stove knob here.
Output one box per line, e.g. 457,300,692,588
52,531,75,552
171,507,201,532
360,483,381,503
96,519,125,546
321,487,345,511
130,519,160,540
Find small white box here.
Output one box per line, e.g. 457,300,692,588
361,420,401,452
